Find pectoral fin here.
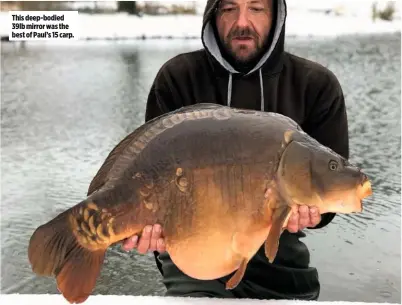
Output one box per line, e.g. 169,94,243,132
225,258,249,290
226,232,254,290
265,205,292,263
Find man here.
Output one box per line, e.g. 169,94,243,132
122,0,349,300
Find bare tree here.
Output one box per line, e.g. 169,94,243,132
117,1,139,15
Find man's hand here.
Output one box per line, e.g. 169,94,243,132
285,205,321,233
121,224,166,254
122,206,320,253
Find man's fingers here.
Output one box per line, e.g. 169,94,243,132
286,212,299,233
309,207,321,227
136,225,153,254
149,224,162,251
122,235,138,251
156,238,166,253
298,205,310,229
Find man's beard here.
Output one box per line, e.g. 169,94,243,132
215,25,268,73
225,26,261,62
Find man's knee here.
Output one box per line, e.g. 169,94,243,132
165,290,233,298
162,273,235,298
157,252,235,299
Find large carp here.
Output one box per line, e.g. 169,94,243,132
28,103,372,303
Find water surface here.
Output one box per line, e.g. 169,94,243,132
1,33,400,302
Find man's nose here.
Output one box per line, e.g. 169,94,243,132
235,7,250,27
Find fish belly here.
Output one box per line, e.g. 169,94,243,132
166,218,272,280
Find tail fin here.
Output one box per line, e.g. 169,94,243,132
28,208,106,304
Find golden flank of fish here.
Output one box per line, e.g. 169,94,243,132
27,103,373,303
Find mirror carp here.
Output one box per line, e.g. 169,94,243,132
27,103,372,303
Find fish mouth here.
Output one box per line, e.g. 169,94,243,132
355,175,372,212
359,175,372,197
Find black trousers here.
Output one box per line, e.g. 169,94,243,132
153,248,321,300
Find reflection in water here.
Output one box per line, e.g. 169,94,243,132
1,34,400,302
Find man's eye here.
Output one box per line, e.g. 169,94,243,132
249,7,264,12
221,7,236,12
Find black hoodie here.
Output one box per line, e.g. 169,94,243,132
145,0,349,300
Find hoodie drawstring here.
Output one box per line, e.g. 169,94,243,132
227,69,265,111
227,73,233,107
259,69,265,111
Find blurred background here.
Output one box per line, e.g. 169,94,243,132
1,0,401,303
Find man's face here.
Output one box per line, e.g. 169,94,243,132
215,0,273,64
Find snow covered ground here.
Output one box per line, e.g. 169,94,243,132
0,1,400,41
0,294,400,305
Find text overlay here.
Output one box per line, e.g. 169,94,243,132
8,11,79,41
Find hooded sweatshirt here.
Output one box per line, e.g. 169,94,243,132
145,0,349,299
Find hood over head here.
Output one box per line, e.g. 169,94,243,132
200,0,287,110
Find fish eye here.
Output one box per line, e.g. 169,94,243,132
329,160,338,171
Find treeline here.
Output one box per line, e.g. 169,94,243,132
372,1,397,21
0,1,198,16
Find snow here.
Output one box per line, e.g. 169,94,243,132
285,9,400,37
0,294,399,305
0,1,400,41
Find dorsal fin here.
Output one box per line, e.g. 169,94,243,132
87,114,164,196
87,103,229,196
